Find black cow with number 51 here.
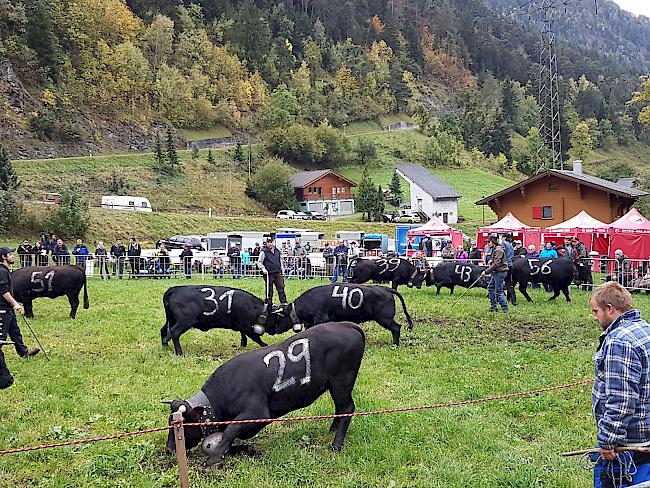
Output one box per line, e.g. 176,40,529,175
512,257,589,303
347,257,427,289
12,265,89,318
161,285,277,355
425,261,488,294
272,284,414,345
164,321,365,466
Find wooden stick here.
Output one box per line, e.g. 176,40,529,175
172,408,190,488
561,447,650,457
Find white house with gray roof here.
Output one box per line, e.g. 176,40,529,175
395,163,461,223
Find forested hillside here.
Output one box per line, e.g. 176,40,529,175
1,0,648,162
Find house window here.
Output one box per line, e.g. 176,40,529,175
548,183,559,192
542,206,553,219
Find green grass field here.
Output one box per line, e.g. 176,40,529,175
0,276,623,487
181,126,233,141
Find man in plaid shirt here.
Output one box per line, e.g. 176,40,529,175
591,281,650,486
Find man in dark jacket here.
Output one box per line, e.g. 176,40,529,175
481,236,509,313
502,233,516,305
179,244,193,279
331,240,349,283
127,237,142,277
421,235,434,257
110,239,126,279
227,243,241,279
468,242,482,262
17,240,32,268
0,247,40,389
257,238,287,305
52,238,70,266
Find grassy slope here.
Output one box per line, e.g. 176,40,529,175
0,277,606,487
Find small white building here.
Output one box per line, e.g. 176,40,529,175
395,163,461,224
101,195,153,212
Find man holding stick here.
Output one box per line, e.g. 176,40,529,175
480,236,509,313
590,281,650,486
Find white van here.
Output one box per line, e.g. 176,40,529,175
101,195,152,212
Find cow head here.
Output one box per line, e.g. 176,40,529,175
424,269,435,287
409,269,428,289
270,303,301,334
164,399,205,454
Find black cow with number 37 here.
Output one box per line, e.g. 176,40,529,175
347,257,427,289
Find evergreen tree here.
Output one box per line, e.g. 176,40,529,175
356,168,376,221
191,146,199,159
25,0,62,82
389,171,403,208
569,122,593,162
233,142,245,164
0,146,20,191
44,185,89,239
154,132,167,169
165,127,179,170
207,149,215,166
373,185,385,222
482,110,513,161
501,80,518,129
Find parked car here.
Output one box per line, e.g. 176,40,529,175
295,211,310,220
155,235,205,250
276,210,297,219
382,213,398,223
396,213,419,223
304,211,326,220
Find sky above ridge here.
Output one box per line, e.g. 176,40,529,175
612,0,650,17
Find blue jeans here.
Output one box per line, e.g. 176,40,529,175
488,271,508,312
331,263,348,283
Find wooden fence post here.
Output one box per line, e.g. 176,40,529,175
172,408,190,488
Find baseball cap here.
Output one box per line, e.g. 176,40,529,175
266,237,274,243
0,247,15,257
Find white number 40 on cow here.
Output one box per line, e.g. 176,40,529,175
331,286,364,310
263,339,311,392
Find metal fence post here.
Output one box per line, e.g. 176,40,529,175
172,408,190,488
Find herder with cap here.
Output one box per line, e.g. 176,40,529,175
256,237,287,307
0,246,39,389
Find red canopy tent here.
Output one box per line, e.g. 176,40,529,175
608,208,650,259
542,210,610,255
406,216,464,255
476,212,542,250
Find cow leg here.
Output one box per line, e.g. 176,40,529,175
160,324,171,347
67,292,80,319
435,285,441,295
377,318,401,346
245,332,267,348
548,283,561,301
24,299,34,319
518,282,533,302
449,285,455,295
168,324,188,356
561,285,571,302
391,281,398,290
206,411,270,467
240,332,247,348
328,378,356,451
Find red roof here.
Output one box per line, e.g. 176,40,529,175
610,208,650,234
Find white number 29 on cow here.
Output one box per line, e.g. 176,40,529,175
263,339,311,392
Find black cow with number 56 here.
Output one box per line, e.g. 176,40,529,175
12,265,89,318
512,257,588,303
347,257,427,289
272,284,414,345
164,321,365,466
425,261,488,294
161,285,277,355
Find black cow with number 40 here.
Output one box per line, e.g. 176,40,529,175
347,257,427,289
161,285,277,355
12,265,89,318
511,257,591,303
164,321,365,466
272,284,414,345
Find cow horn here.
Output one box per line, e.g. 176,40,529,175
160,399,174,405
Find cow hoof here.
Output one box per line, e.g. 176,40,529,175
330,443,343,452
206,455,226,468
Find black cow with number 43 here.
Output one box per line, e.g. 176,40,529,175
347,257,427,289
425,261,488,294
161,285,277,355
12,265,89,318
164,321,365,466
272,284,414,345
511,257,590,303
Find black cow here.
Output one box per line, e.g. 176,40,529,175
347,257,427,289
273,284,413,345
425,261,488,294
160,285,276,355
511,257,587,302
12,265,89,318
164,321,365,466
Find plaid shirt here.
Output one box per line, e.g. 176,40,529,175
593,309,650,449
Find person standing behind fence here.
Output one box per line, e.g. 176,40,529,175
469,241,481,263
293,239,307,279
257,238,287,306
110,239,126,279
16,240,32,268
589,282,650,486
179,244,193,279
52,238,70,266
211,252,224,278
323,242,334,277
155,243,171,277
72,238,89,269
95,242,109,279
32,241,48,267
128,237,141,277
331,240,349,283
455,245,468,262
227,243,241,279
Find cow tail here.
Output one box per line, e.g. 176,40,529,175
162,291,174,335
83,274,89,309
388,289,413,329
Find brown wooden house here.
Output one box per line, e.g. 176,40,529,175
475,163,648,227
291,170,357,216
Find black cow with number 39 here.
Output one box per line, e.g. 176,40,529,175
272,284,414,345
161,285,276,355
164,321,365,466
347,257,427,289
